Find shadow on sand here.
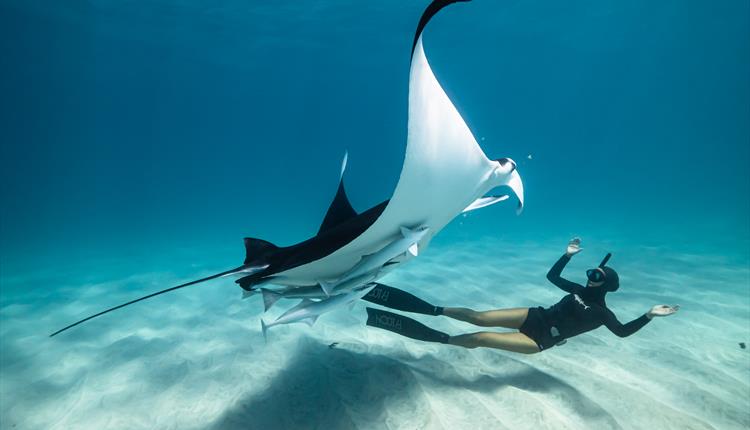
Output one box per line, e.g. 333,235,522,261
209,338,621,429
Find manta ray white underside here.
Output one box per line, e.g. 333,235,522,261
271,33,524,286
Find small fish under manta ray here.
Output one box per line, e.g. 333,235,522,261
50,0,524,338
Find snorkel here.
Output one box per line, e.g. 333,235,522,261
599,252,612,268
586,253,619,292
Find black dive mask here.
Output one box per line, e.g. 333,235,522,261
586,253,612,283
586,267,606,283
586,253,620,292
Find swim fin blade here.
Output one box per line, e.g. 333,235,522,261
361,283,441,316
365,307,449,344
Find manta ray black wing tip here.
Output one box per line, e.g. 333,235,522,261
412,0,472,57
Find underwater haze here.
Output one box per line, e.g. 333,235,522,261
1,0,749,429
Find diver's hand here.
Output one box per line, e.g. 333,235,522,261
566,237,583,257
647,305,680,319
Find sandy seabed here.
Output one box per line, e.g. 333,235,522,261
1,236,749,429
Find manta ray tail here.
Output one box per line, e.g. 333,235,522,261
49,266,245,337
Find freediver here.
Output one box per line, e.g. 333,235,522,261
363,238,680,354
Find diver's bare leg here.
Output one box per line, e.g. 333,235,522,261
442,307,529,329
449,331,540,354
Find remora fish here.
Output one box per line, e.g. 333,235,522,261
260,286,328,311
260,270,381,312
260,284,377,340
319,226,430,296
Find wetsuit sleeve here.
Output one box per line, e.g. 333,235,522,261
602,309,651,337
546,254,585,294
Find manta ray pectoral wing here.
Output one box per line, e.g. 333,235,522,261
411,0,471,57
339,150,348,181
317,151,358,235
234,0,518,289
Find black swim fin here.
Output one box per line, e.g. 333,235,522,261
362,283,443,316
366,307,450,344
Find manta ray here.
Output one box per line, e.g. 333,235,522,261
50,0,524,337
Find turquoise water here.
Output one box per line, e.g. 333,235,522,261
1,1,748,429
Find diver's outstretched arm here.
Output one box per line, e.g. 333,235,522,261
602,305,679,338
602,308,651,337
546,254,585,294
546,237,585,293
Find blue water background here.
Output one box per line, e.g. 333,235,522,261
1,2,749,428
1,0,748,280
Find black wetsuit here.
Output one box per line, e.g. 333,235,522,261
520,255,651,351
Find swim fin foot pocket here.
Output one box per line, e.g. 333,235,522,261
362,283,443,316
366,307,449,344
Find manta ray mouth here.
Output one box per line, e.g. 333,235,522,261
495,157,517,172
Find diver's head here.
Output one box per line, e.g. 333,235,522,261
585,253,619,292
586,266,620,291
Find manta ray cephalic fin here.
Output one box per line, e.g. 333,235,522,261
461,194,510,213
